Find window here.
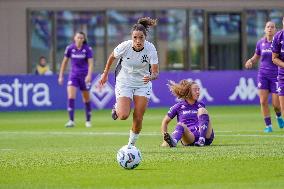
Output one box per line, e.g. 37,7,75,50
208,13,241,70
189,9,204,70
156,10,187,70
29,10,53,74
56,11,105,72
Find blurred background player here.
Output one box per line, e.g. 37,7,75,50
58,31,94,128
99,17,159,147
35,56,53,75
245,21,284,132
272,17,284,128
161,80,214,147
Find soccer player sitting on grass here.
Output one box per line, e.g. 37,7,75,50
161,79,214,147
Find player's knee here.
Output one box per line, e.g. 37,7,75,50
118,113,129,120
198,107,208,116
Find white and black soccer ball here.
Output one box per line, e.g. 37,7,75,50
116,145,142,170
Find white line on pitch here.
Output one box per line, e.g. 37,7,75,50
0,131,283,138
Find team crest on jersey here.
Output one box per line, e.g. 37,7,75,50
72,49,76,53
141,55,149,64
82,49,86,53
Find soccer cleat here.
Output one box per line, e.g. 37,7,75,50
111,105,118,120
65,120,75,128
264,127,272,133
276,117,284,129
195,137,205,147
163,132,177,147
85,121,92,128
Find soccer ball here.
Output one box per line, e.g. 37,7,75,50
116,145,142,170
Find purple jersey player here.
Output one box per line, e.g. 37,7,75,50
58,32,94,128
272,17,284,128
161,80,214,147
245,21,284,132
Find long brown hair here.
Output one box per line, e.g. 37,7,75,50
168,80,197,100
131,17,157,36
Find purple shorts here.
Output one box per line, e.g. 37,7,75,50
257,73,278,93
67,75,89,91
181,128,214,146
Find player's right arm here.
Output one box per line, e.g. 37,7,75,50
99,51,116,86
58,56,69,85
245,53,260,69
161,115,172,134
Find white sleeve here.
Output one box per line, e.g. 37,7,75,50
149,44,158,65
113,40,131,59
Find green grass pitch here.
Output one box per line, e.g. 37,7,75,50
0,105,284,189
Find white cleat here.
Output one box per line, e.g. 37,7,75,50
85,121,92,128
65,120,75,128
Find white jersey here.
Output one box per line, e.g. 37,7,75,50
113,40,158,87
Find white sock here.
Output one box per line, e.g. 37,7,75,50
128,130,139,146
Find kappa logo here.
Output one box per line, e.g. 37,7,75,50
89,75,114,109
229,77,258,101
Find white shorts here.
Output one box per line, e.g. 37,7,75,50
115,83,152,100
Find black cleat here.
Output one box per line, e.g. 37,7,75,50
111,106,118,120
163,132,177,147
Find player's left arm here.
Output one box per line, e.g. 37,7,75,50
150,64,159,80
272,53,284,68
85,58,94,83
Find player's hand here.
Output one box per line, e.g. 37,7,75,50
99,72,108,86
85,75,91,84
245,60,253,69
58,76,64,85
161,140,169,147
143,75,151,84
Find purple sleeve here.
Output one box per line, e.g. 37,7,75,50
167,104,179,119
86,46,93,59
198,101,206,108
255,40,261,56
64,45,71,58
271,32,281,54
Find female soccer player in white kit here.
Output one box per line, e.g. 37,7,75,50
99,17,159,147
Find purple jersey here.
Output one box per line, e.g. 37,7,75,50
64,43,93,77
255,38,278,75
272,30,284,76
167,100,205,128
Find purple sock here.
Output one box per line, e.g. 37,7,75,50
85,101,91,121
68,99,75,121
276,112,281,118
264,117,271,126
199,114,209,138
172,125,184,143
